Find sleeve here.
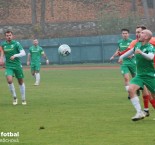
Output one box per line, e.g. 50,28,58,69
40,47,45,54
16,41,24,51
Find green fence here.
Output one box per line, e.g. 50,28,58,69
18,34,135,64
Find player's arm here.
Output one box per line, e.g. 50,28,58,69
118,48,134,63
0,46,4,58
41,51,49,64
10,49,26,60
110,48,120,60
0,46,4,65
10,42,26,60
135,49,154,60
118,40,137,56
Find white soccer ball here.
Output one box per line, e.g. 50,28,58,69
58,44,71,57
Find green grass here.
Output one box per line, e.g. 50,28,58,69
0,65,155,145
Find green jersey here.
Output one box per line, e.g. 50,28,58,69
134,42,155,77
118,38,135,65
2,40,24,69
29,45,44,64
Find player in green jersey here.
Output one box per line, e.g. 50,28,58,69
119,29,155,121
110,28,136,97
27,39,49,86
1,30,26,105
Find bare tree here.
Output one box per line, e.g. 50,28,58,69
31,0,37,25
131,0,136,11
141,0,150,25
40,0,46,35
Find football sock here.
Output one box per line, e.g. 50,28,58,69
130,96,142,113
36,73,40,83
8,83,16,97
142,95,149,110
125,86,129,91
19,83,26,101
149,96,155,109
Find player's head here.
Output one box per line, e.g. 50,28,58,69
121,28,129,40
33,39,38,46
5,30,13,42
139,29,152,42
136,25,147,40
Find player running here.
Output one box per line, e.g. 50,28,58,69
118,26,155,116
119,29,155,121
110,28,137,98
1,30,26,105
27,39,49,86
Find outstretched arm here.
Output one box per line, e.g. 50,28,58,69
10,49,26,60
118,48,134,63
135,49,154,60
110,48,120,60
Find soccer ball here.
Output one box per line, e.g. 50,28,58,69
58,44,71,57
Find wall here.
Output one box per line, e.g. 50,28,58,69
18,34,135,65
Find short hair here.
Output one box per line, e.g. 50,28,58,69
136,25,147,30
121,28,129,33
4,30,13,35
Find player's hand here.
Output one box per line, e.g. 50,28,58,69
118,58,123,64
117,51,121,56
27,61,30,66
135,49,142,54
110,56,114,60
46,59,49,65
10,56,15,60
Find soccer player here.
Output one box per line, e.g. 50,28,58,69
119,29,155,121
27,39,49,86
1,30,26,105
110,28,136,97
118,26,155,116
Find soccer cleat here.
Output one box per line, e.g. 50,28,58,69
131,111,145,121
34,82,39,86
22,100,27,105
13,98,18,105
143,110,150,117
128,95,130,100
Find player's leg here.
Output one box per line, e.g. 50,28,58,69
129,64,140,96
34,63,41,86
15,68,26,105
31,64,36,80
120,65,130,99
5,68,17,105
128,77,145,121
142,86,150,116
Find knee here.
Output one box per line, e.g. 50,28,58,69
128,86,134,94
124,75,129,82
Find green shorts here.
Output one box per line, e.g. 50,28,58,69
130,75,155,93
5,67,24,79
31,63,41,72
120,64,136,76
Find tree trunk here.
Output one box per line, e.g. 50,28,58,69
142,0,150,25
31,0,37,24
40,0,46,35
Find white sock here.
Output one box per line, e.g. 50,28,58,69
8,83,16,97
125,86,129,91
35,73,40,83
19,83,26,101
130,96,142,113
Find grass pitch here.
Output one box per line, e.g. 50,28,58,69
0,65,155,145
